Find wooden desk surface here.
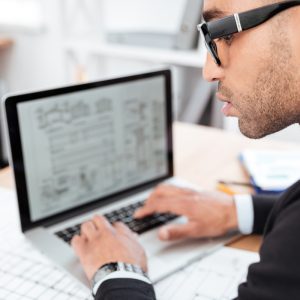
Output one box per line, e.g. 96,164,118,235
1,122,299,252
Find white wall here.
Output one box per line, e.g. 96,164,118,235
0,0,298,144
0,0,66,94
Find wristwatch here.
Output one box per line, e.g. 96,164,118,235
91,262,149,296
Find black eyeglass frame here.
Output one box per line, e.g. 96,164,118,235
198,0,300,66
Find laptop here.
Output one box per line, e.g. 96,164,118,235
4,70,235,291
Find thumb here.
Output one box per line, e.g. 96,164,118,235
71,235,86,256
158,223,192,241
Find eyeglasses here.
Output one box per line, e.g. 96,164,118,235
198,0,300,66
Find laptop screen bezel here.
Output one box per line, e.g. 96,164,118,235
5,70,173,232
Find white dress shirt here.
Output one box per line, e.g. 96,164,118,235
94,195,255,294
234,194,254,235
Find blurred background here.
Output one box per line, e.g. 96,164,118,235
0,0,299,168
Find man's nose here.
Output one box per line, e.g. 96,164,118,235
202,53,224,83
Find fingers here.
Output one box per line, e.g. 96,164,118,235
134,205,155,219
158,223,193,241
76,215,114,243
71,235,86,256
92,215,114,233
80,221,99,240
135,195,189,219
134,197,180,218
113,222,138,238
113,222,131,234
134,185,194,219
72,215,117,261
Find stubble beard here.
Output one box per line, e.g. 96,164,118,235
237,61,300,139
220,32,300,139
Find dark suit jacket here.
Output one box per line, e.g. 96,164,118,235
95,180,300,300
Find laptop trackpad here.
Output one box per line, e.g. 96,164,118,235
139,217,237,282
138,216,188,253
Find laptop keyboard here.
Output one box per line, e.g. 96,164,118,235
55,201,178,244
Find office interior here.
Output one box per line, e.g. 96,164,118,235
0,0,299,168
0,1,300,299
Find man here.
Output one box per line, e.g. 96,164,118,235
71,0,300,299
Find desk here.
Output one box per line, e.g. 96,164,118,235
173,123,300,251
1,122,299,252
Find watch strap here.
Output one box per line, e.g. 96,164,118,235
91,262,149,296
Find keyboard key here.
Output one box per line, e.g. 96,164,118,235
55,200,178,244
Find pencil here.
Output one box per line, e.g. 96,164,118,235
217,183,236,196
218,180,258,189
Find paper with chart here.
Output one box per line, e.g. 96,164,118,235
155,247,259,300
241,150,300,191
17,76,168,222
0,187,259,300
0,188,92,299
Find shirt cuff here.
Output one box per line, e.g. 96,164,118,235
234,194,254,235
93,270,152,295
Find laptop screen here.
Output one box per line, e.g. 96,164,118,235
15,74,170,222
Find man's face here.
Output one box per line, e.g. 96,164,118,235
203,0,300,139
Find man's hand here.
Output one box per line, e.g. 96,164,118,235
134,184,238,241
71,215,147,281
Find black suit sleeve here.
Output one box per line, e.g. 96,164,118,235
235,193,300,299
94,194,282,300
251,194,278,234
95,279,156,300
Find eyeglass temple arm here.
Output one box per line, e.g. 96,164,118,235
207,0,300,40
207,15,238,39
239,0,300,31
